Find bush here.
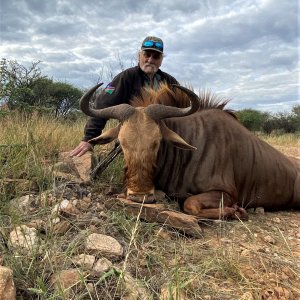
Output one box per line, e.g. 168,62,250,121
237,106,300,134
236,109,269,132
261,106,300,134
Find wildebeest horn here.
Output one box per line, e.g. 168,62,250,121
145,84,200,121
80,83,135,121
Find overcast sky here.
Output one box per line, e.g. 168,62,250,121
1,0,299,112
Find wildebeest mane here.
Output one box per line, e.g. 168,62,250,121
130,83,237,118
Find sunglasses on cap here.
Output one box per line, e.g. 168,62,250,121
142,51,162,60
142,40,163,51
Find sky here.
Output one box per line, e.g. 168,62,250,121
0,0,299,113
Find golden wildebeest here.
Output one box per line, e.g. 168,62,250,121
80,83,300,220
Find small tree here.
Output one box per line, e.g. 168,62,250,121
291,105,300,131
0,58,44,109
237,109,269,132
0,58,83,116
49,82,83,117
261,105,300,134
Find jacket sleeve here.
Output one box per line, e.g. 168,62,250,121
82,71,132,143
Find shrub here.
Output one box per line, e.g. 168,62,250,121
236,109,269,132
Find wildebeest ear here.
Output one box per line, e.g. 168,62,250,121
159,122,196,151
88,124,121,145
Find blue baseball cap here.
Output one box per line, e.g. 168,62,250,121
141,36,164,54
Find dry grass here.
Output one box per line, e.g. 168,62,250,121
258,132,300,158
0,111,87,152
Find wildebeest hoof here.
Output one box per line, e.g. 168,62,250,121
235,207,249,221
231,204,249,220
127,194,156,204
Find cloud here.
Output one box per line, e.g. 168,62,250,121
0,0,298,112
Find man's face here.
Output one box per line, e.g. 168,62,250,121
139,50,163,77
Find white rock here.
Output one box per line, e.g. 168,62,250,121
93,257,112,275
86,233,123,258
74,254,95,270
59,199,70,210
10,194,34,213
51,217,61,225
9,225,39,250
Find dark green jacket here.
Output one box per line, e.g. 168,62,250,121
83,65,179,142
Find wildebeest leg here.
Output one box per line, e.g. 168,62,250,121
183,191,248,220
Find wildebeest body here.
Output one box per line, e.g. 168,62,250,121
155,109,299,210
80,83,300,219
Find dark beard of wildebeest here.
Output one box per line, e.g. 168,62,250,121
80,83,300,220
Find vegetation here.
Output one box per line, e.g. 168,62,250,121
0,59,83,117
237,106,300,134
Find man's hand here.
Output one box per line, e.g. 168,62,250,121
70,141,93,157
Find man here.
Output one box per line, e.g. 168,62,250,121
70,36,179,157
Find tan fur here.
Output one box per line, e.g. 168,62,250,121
118,109,162,195
130,83,236,119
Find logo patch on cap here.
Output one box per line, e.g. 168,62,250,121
104,84,115,95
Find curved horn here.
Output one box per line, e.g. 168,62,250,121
145,84,200,121
80,83,135,121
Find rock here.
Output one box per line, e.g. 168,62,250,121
52,199,80,216
157,210,203,237
49,269,83,297
0,266,16,300
52,220,71,234
73,254,95,270
272,217,281,224
77,198,91,211
51,203,61,216
93,257,112,275
9,225,39,250
255,207,265,214
58,151,97,183
61,202,80,216
106,197,202,237
10,194,34,213
263,235,276,244
86,233,123,258
51,217,61,225
72,151,96,182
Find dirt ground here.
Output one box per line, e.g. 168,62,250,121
272,145,300,159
